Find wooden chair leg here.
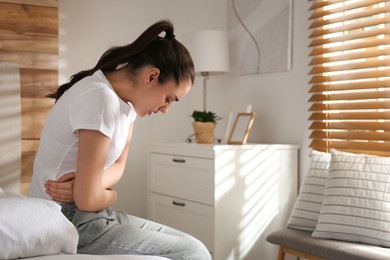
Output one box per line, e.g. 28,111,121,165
277,246,285,260
277,246,329,260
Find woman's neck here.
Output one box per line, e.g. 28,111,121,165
104,70,135,103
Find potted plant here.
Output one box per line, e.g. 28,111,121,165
190,110,221,143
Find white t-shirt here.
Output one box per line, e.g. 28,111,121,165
29,70,137,200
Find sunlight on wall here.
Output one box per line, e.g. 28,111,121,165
0,62,21,193
58,11,68,84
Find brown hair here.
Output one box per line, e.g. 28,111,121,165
48,20,195,101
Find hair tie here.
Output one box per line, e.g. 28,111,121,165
165,31,175,39
115,62,129,70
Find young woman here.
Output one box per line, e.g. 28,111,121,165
29,20,211,260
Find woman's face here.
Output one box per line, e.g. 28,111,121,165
133,76,192,117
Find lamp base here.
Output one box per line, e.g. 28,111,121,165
201,72,209,111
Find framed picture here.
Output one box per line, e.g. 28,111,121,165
227,112,255,144
223,104,252,143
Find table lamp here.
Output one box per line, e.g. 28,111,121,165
182,30,230,111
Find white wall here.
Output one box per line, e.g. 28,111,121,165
59,0,311,220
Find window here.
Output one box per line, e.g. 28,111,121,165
308,0,390,156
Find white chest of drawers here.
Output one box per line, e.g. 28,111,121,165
147,142,298,260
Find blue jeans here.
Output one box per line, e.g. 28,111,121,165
61,204,211,260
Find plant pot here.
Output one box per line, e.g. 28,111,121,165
192,122,216,144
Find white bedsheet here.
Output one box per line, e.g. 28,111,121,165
23,254,170,260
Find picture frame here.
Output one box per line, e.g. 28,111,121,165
223,104,252,143
227,112,255,144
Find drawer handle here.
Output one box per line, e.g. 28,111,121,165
172,158,186,163
172,201,186,207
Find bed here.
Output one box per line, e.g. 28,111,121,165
0,62,169,260
0,189,170,260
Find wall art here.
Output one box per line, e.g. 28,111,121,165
228,0,293,75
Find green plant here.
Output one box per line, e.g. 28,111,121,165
191,110,221,123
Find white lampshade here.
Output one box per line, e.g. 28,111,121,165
182,30,230,75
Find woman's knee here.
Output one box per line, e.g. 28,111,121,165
191,239,212,260
168,236,211,260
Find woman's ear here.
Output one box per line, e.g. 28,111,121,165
145,68,160,84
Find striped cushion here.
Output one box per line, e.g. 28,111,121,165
312,149,390,247
287,150,330,231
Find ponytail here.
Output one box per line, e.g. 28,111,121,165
48,20,195,101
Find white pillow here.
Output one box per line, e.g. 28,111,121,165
0,193,79,259
312,149,390,247
287,150,330,231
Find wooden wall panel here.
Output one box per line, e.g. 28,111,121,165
0,0,58,7
0,34,58,54
20,68,58,97
0,0,58,194
0,51,57,69
0,2,58,36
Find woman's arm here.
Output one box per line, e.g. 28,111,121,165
45,123,134,204
101,122,134,189
74,129,117,211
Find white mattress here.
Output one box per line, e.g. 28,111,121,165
23,254,170,260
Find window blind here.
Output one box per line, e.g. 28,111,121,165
308,0,390,156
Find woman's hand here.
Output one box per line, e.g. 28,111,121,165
45,172,75,203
